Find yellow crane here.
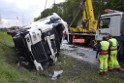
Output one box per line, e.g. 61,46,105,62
67,0,98,44
70,0,97,33
66,0,124,59
85,0,97,32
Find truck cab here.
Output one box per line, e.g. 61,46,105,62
95,11,124,58
96,11,124,40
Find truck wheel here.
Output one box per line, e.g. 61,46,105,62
89,38,95,47
68,35,73,44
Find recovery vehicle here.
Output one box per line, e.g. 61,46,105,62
66,0,97,46
65,0,124,58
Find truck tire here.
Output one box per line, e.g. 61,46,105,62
117,42,124,60
68,35,73,44
89,38,95,47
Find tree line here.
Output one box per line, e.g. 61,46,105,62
34,0,124,27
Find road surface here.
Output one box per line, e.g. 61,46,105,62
60,40,98,65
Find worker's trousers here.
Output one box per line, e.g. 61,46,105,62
99,55,108,72
108,50,120,69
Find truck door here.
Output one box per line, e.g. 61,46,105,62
109,15,121,36
95,17,110,40
95,15,122,41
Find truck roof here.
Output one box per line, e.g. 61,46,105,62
101,11,124,17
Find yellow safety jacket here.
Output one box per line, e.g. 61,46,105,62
109,38,117,51
100,41,110,55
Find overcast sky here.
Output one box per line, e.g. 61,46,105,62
0,0,66,27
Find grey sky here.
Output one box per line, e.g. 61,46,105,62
0,0,65,27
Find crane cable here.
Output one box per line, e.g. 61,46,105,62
54,0,55,11
69,9,81,28
69,0,86,28
44,0,48,10
44,0,56,12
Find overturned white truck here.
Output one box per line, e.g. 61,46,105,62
8,13,68,72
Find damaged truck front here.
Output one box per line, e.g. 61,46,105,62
8,13,68,72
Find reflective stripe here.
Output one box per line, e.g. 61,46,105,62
100,41,109,55
111,46,117,51
73,39,85,43
100,50,108,55
111,48,117,51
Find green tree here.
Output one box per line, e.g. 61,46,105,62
34,0,83,27
34,0,124,27
106,0,124,11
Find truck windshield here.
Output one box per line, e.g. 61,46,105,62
99,18,110,28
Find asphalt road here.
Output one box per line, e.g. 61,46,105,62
60,40,98,65
60,40,124,68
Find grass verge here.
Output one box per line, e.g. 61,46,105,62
0,32,124,83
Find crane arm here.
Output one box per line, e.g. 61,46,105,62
83,0,97,32
85,0,95,20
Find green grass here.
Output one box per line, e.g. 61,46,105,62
0,32,14,47
0,32,124,83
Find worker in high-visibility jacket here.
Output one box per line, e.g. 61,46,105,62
96,36,110,75
108,34,123,71
82,18,88,32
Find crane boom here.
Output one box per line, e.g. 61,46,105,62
85,0,95,20
70,0,97,33
68,0,98,44
85,0,97,32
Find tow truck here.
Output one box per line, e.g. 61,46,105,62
66,0,97,46
65,0,124,58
